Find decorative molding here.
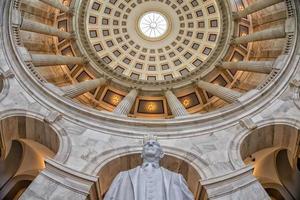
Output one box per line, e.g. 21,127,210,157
200,165,267,199
44,111,62,124
43,159,101,200
290,78,300,110
239,118,257,130
0,69,15,80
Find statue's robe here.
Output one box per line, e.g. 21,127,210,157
104,165,194,200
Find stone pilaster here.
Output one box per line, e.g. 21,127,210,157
197,80,242,103
61,78,106,98
113,89,138,116
164,90,189,117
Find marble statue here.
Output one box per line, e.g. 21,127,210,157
104,136,194,200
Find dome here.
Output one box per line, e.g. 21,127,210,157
0,0,300,199
82,0,226,86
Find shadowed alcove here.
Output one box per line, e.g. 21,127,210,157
98,154,202,199
240,124,300,200
0,116,61,199
0,116,60,160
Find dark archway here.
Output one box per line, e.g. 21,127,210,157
0,141,22,190
276,149,300,199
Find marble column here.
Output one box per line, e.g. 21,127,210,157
197,80,242,103
61,78,106,98
31,54,85,66
164,90,189,117
217,61,274,74
233,25,286,44
234,0,284,19
113,89,138,116
39,0,70,13
21,18,72,39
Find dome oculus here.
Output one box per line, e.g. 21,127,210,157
138,12,168,39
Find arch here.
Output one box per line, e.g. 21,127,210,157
238,124,300,200
0,114,70,162
0,138,52,199
97,153,201,199
240,124,299,162
0,114,70,199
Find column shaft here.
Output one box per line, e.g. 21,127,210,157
197,80,242,103
234,0,284,19
165,90,189,117
39,0,69,13
21,18,71,39
113,89,138,115
233,25,286,44
61,78,106,98
219,61,274,74
31,54,85,66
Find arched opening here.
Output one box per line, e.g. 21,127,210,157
240,124,300,200
98,154,202,199
0,116,60,199
0,116,60,160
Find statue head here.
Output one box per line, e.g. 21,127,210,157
141,136,164,163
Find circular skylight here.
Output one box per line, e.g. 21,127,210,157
139,12,168,38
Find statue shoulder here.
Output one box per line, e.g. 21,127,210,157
161,167,181,177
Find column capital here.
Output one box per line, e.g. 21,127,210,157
101,76,111,84
290,79,300,88
44,111,62,124
163,87,175,93
67,7,75,16
232,12,240,20
82,56,90,65
70,31,77,40
0,70,15,80
129,86,139,90
215,60,224,69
